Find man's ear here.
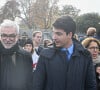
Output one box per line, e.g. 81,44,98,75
68,32,73,38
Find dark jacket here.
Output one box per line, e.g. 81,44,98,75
35,46,43,55
33,39,97,90
0,43,33,90
96,71,100,90
95,63,100,90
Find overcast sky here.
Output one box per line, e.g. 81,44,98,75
58,0,100,15
0,0,100,15
0,0,6,7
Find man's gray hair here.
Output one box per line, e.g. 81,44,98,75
0,19,19,34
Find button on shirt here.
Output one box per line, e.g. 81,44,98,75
61,44,74,60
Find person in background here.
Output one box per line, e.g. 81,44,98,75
23,38,34,53
33,16,97,90
82,37,100,90
43,39,52,48
18,32,28,47
82,37,100,65
32,31,43,70
23,38,39,71
80,27,97,42
86,27,96,37
73,33,79,40
32,31,43,55
0,19,33,90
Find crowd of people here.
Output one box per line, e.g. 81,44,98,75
0,16,100,90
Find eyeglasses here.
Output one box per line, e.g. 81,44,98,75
1,34,17,39
88,46,99,50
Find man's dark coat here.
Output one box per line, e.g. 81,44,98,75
33,39,97,90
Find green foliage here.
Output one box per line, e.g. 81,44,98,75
76,13,100,33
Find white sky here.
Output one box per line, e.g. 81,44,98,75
58,0,100,15
0,0,6,7
0,0,100,15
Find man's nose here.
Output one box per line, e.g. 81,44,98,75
6,37,11,41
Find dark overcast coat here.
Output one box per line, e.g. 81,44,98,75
33,39,97,90
0,43,33,90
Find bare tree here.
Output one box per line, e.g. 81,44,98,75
18,0,35,29
31,0,59,29
18,0,59,30
0,0,20,23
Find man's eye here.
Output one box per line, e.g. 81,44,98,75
10,34,16,37
1,34,7,37
1,34,16,38
56,33,62,36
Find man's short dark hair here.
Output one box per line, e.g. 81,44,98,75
53,16,76,36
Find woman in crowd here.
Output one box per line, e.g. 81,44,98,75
82,37,100,90
82,37,100,65
23,38,39,71
23,38,34,53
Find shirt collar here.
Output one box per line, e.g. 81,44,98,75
61,44,74,55
68,44,74,55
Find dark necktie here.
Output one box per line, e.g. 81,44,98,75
61,48,69,61
35,48,39,55
65,49,69,61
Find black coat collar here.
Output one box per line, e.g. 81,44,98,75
40,38,87,58
0,42,19,55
